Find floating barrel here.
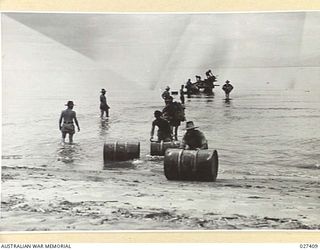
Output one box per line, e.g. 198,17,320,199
164,149,218,182
103,141,140,162
150,141,180,156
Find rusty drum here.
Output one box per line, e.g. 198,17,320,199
150,141,180,156
103,141,140,162
164,149,218,181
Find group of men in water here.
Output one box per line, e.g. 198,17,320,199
151,70,234,150
185,70,234,99
151,92,182,141
151,86,208,150
59,71,233,149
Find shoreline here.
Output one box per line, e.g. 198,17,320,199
1,165,319,231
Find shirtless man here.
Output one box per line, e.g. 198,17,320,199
150,110,172,142
59,101,80,143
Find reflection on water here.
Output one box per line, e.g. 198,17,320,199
222,98,233,119
103,160,137,170
187,94,215,99
99,118,110,138
224,98,231,105
57,143,82,164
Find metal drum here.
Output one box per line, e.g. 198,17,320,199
150,141,180,156
164,149,218,181
103,141,140,162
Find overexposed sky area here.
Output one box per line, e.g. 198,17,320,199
2,12,320,91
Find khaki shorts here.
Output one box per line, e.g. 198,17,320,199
62,123,75,134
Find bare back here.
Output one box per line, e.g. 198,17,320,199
60,109,76,123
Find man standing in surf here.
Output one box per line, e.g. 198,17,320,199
100,88,110,118
150,110,173,142
222,80,234,99
59,101,80,144
161,86,171,101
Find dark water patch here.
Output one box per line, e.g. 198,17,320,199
1,165,48,171
239,107,312,111
103,161,137,170
223,184,243,188
1,172,18,180
56,143,88,165
26,227,51,231
150,168,164,175
86,175,106,182
271,115,320,119
248,196,269,199
292,163,320,170
187,95,215,99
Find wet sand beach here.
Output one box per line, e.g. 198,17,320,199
1,162,319,231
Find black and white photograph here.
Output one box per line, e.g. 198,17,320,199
1,11,320,231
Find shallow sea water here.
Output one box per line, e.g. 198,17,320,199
2,85,320,181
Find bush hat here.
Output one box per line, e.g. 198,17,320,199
185,121,199,130
65,101,74,106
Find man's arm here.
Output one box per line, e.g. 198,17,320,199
150,121,155,141
179,134,187,149
59,111,63,130
73,112,80,132
200,132,208,149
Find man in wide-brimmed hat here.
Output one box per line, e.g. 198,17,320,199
222,80,234,99
59,101,80,143
100,88,110,118
180,121,208,150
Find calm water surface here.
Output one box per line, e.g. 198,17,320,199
2,85,320,180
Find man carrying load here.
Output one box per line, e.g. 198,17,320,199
162,96,185,141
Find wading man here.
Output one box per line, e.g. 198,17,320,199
100,88,110,118
150,110,172,142
180,84,185,104
59,101,80,144
161,86,171,101
222,80,234,99
162,96,185,141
